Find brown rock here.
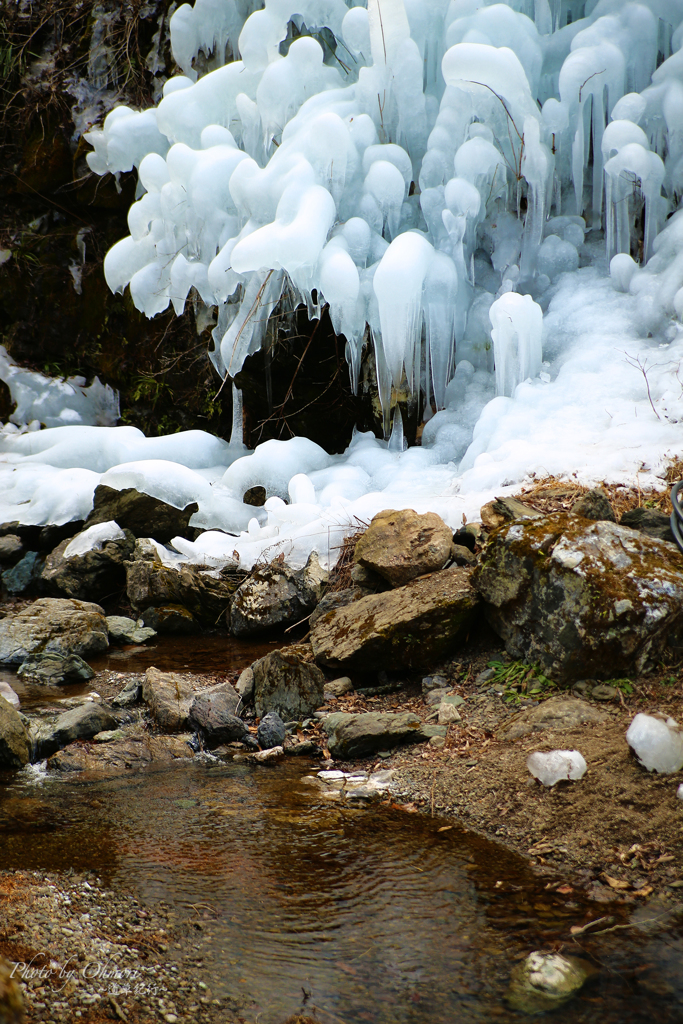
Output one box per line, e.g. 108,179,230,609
47,733,195,774
480,497,543,530
142,668,204,732
0,695,30,768
497,696,608,741
0,598,108,665
353,508,453,587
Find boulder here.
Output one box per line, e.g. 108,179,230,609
111,677,143,708
450,544,477,567
126,559,242,626
353,509,452,587
141,667,202,733
571,488,616,522
310,566,479,671
140,604,200,635
497,696,608,741
106,615,157,644
257,711,286,749
188,684,246,746
0,535,24,566
324,676,354,697
230,552,328,636
17,652,94,686
0,682,19,709
85,484,199,543
2,551,43,594
32,702,118,760
47,733,194,774
309,587,366,630
480,497,542,530
620,506,674,543
235,665,254,702
0,598,108,665
0,695,30,768
473,513,683,682
322,711,424,758
252,649,326,720
41,522,135,601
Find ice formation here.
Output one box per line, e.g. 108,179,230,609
626,713,683,774
527,750,587,787
3,1,683,567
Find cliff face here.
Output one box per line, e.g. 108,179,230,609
0,0,374,450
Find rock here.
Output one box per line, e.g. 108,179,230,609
106,615,157,644
141,604,200,634
620,507,674,543
0,598,108,665
353,509,453,587
0,682,19,709
452,525,481,551
126,559,242,626
0,953,24,1024
591,683,618,701
257,711,286,749
0,535,24,565
324,676,353,697
0,695,30,768
349,563,389,590
626,713,683,773
32,702,118,760
284,738,317,756
422,674,448,693
450,543,476,566
309,587,365,630
473,513,683,682
94,729,126,742
230,551,328,636
571,488,616,522
2,551,43,594
425,688,449,706
322,711,424,758
141,668,203,733
188,684,246,747
47,733,195,774
111,678,142,707
497,696,608,741
17,652,94,686
527,749,587,786
437,702,461,725
38,521,85,552
248,745,284,762
480,497,542,530
243,486,266,506
252,649,325,720
41,522,135,601
235,665,254,702
506,953,593,1013
85,484,199,543
310,566,479,671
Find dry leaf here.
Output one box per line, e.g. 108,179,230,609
556,884,573,894
633,886,654,898
437,826,454,833
603,875,631,891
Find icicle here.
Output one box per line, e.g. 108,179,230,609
229,383,243,447
489,293,543,398
388,406,406,452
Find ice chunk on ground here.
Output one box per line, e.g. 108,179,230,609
626,713,683,774
527,750,587,787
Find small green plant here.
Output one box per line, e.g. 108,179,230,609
605,678,634,694
487,659,556,704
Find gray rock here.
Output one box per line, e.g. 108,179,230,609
0,682,19,709
591,683,618,701
309,587,365,630
93,729,126,743
252,649,326,720
32,702,118,760
497,696,608,741
425,687,450,706
141,667,202,733
106,615,157,644
310,566,480,672
2,551,43,594
230,551,327,637
127,559,241,626
17,652,94,686
235,665,254,702
438,702,462,724
111,678,142,707
450,543,477,566
324,676,354,697
85,484,199,543
0,695,30,768
0,535,24,565
422,674,448,693
322,711,425,758
0,597,108,665
349,563,389,590
140,604,200,634
188,686,246,747
571,488,616,522
41,523,135,602
474,512,683,682
257,711,286,749
353,508,453,587
620,507,674,543
506,953,594,1013
480,497,543,529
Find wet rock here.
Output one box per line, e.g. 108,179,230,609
322,711,424,758
47,733,195,774
41,522,135,601
309,587,365,630
32,702,118,760
17,652,94,686
188,684,246,747
127,559,241,626
257,711,286,749
85,484,199,543
497,696,608,741
0,695,30,768
473,513,683,682
310,566,479,672
571,488,616,522
480,497,542,530
141,668,203,733
2,551,43,594
230,552,327,636
106,615,157,644
324,676,354,697
0,953,24,1024
111,677,142,708
252,649,325,720
353,509,453,587
140,604,200,634
0,682,19,709
235,665,254,702
506,953,594,1013
0,597,108,665
620,507,674,543
0,534,24,565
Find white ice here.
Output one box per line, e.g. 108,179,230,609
626,713,683,774
64,521,126,559
527,750,587,787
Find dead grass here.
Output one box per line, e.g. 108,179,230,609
326,520,368,593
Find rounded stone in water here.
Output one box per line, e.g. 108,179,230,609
506,952,593,1013
257,711,286,750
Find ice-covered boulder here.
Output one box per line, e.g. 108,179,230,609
626,713,683,773
85,484,199,544
0,597,108,665
229,551,327,637
311,566,479,671
473,513,683,682
41,521,135,602
353,508,453,587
